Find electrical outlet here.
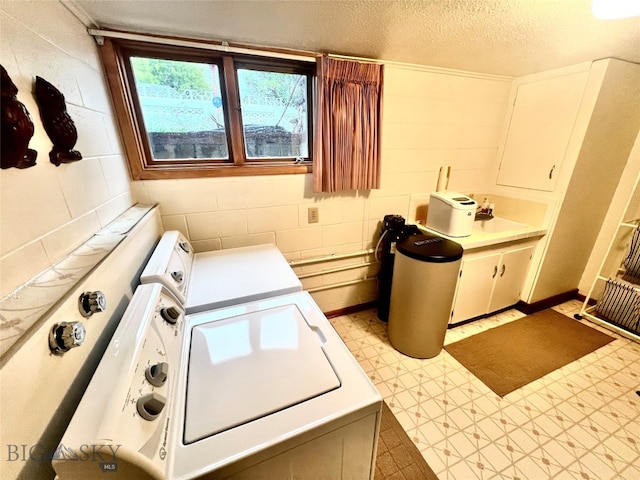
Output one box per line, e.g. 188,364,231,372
308,207,319,224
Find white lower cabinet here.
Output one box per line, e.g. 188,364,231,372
450,244,534,325
450,253,497,324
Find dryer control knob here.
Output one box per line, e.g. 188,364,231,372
160,306,180,325
49,321,86,354
136,392,166,421
178,241,191,253
145,362,169,387
171,270,184,284
79,291,106,317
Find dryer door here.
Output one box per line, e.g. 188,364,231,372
186,244,302,314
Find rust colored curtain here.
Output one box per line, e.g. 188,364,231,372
313,56,384,193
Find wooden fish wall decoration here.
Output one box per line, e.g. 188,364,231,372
1,65,37,169
34,76,82,166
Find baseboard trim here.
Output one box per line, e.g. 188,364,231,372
324,289,584,320
516,289,579,315
575,293,597,306
324,301,377,319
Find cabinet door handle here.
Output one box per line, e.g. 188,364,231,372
492,265,498,278
500,264,506,277
549,164,556,180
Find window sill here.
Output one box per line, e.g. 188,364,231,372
132,163,312,180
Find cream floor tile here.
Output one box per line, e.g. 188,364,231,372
330,304,640,480
620,463,640,480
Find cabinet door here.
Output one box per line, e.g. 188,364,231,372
489,246,534,313
451,253,500,324
496,71,588,191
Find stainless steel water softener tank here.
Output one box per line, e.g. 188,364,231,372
388,232,463,358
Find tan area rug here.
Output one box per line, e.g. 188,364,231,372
444,309,615,397
376,401,439,480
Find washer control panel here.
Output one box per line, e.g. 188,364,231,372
53,283,185,479
122,288,183,430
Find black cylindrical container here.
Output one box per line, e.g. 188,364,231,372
376,214,406,321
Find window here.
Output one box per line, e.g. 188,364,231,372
99,38,314,179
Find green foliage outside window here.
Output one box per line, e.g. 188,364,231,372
130,58,212,94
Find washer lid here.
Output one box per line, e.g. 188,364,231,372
184,304,341,444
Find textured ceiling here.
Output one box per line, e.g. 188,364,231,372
66,0,640,77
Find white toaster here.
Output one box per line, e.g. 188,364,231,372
426,191,477,237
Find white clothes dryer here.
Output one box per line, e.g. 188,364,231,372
140,231,302,314
53,284,382,480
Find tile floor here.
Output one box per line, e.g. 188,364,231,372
375,401,438,479
329,300,640,480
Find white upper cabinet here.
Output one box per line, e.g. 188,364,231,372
497,59,640,304
496,70,589,192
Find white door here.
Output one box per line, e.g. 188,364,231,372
496,72,588,191
451,253,500,324
489,246,534,313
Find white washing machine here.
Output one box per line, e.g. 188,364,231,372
140,231,302,314
52,284,382,479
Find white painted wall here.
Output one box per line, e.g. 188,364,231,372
0,1,134,298
133,65,512,312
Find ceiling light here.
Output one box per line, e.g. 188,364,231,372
592,0,640,19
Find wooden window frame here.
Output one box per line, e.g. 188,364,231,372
99,37,314,180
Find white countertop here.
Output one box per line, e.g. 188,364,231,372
416,218,547,250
